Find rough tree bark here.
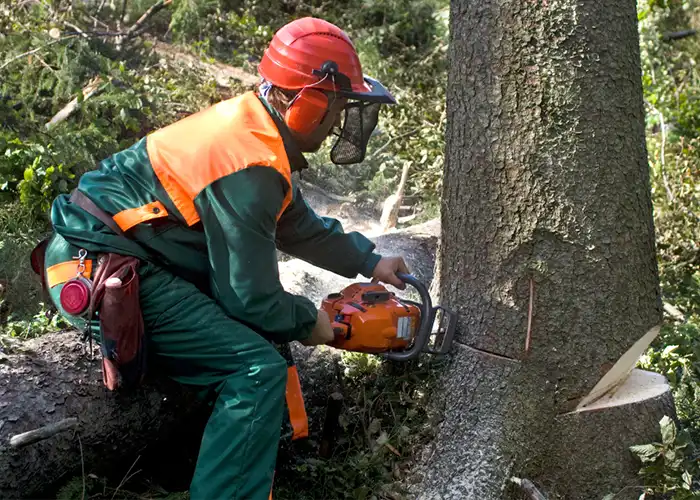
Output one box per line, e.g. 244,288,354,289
411,1,672,499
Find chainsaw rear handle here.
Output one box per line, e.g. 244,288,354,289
385,272,433,361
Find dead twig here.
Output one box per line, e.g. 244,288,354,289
45,76,108,129
120,0,129,24
111,455,141,500
96,0,108,15
64,21,89,39
644,100,700,224
124,0,172,38
368,127,421,161
33,54,56,73
9,417,79,448
0,35,78,71
77,433,86,500
663,29,697,41
510,477,548,500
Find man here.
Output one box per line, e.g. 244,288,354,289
39,16,408,500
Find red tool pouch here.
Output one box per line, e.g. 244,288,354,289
68,188,147,391
89,253,146,391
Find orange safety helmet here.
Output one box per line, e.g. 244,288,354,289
258,17,396,104
258,18,396,164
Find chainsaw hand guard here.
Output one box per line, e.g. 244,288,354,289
382,273,432,361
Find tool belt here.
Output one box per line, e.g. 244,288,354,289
30,189,146,391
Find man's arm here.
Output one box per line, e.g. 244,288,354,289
275,182,381,279
195,166,318,344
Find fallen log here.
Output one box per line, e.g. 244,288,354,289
0,218,439,498
148,39,259,89
0,333,204,498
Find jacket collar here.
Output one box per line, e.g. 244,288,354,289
257,94,309,173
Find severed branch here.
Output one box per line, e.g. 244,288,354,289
0,36,78,71
9,418,78,449
510,477,548,500
64,20,89,39
3,0,173,72
45,76,107,129
663,301,686,323
124,0,172,39
663,29,697,41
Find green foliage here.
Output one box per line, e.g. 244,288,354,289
639,320,700,443
55,473,190,499
636,1,700,496
0,1,230,223
270,352,444,500
0,201,49,321
1,301,68,339
165,0,449,211
629,416,700,499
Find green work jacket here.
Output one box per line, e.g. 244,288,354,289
49,92,381,344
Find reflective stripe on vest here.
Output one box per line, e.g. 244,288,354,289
113,201,169,232
145,92,293,226
46,259,93,288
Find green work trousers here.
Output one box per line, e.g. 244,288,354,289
45,234,286,499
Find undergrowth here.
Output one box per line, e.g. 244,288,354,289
52,352,445,500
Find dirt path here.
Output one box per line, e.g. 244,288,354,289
296,179,384,236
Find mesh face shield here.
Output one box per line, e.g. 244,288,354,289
330,101,382,165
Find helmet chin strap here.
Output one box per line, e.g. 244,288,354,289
259,80,273,98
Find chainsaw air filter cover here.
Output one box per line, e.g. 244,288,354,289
321,282,421,354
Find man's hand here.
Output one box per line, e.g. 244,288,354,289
372,256,410,290
300,309,334,346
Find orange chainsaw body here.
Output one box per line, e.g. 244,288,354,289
321,282,421,353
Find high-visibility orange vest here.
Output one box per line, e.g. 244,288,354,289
146,91,294,226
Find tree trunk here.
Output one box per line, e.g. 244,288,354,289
412,1,671,498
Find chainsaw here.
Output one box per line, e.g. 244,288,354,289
321,272,457,361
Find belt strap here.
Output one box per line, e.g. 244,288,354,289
70,189,126,237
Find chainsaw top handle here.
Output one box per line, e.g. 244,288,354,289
386,272,433,361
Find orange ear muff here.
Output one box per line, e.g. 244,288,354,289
284,88,329,136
